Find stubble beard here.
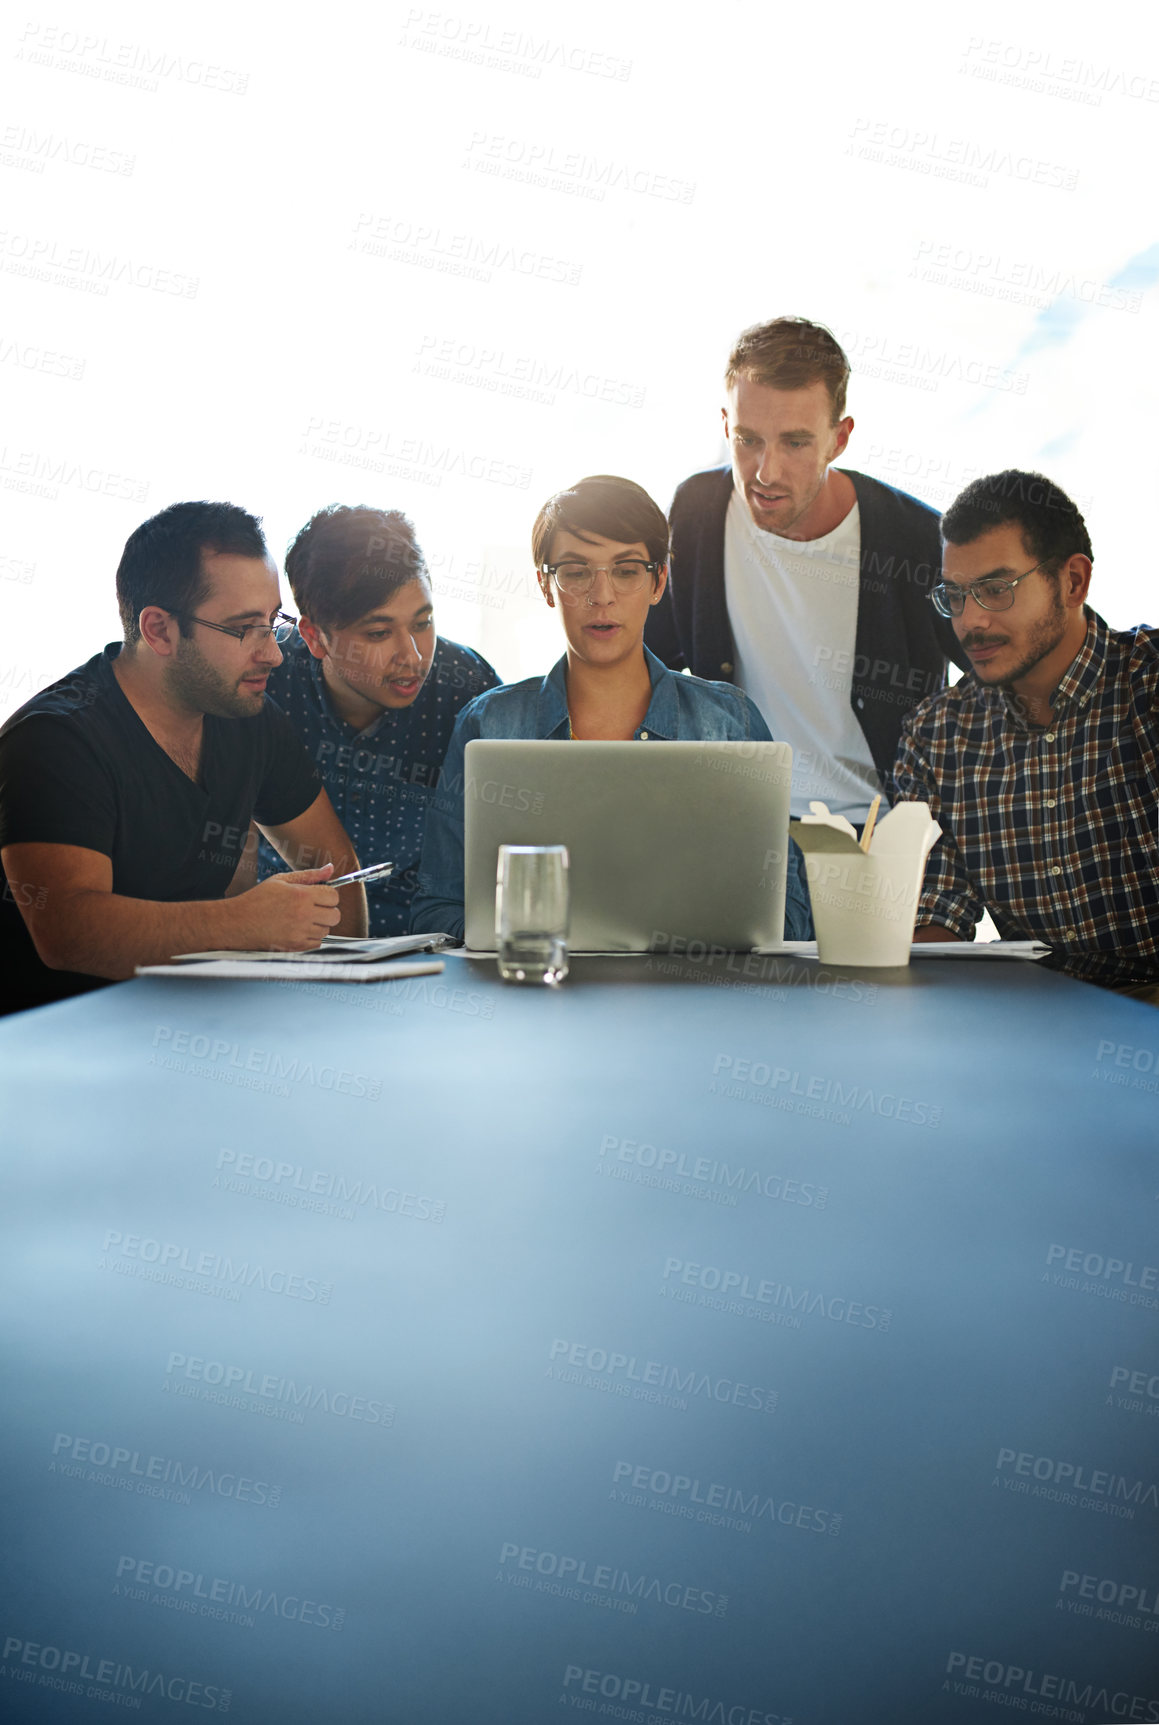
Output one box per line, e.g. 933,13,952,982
965,587,1069,687
169,635,263,719
744,472,825,539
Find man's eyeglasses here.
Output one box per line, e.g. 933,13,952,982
539,559,659,602
179,610,297,645
928,561,1050,618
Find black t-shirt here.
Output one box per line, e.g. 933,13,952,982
0,644,321,1012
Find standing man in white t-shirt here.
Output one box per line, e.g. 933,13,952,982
646,317,965,820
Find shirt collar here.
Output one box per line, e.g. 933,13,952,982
537,646,675,739
639,645,679,738
984,608,1107,725
1048,608,1107,712
300,640,390,740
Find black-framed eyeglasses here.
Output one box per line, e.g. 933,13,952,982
539,558,659,602
179,609,297,645
928,561,1051,618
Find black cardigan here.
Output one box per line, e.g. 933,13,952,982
644,465,967,781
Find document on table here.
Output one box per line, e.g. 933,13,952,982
906,941,1051,959
162,933,457,964
135,957,446,983
757,940,1051,960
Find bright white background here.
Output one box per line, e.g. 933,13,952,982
2,0,1157,720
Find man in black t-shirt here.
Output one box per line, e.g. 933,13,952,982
0,501,368,1014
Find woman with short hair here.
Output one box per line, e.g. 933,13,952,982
411,475,810,941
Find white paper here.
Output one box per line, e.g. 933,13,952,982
904,941,1051,960
169,934,456,964
136,958,446,983
755,940,1049,961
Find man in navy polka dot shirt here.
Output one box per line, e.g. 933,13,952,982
258,506,500,933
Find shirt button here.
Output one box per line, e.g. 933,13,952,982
1045,799,1056,808
720,662,733,676
856,697,865,709
1051,865,1062,875
639,731,650,740
1044,731,1056,741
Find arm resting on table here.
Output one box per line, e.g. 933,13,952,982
258,787,367,937
2,842,348,979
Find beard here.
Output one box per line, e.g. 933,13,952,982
168,634,264,718
963,584,1068,686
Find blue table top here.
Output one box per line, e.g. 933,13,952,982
1,954,1156,1723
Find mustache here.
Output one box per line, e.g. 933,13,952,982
962,635,1008,651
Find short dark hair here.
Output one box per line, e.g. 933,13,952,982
284,506,428,631
725,317,850,422
532,475,668,571
941,471,1093,570
116,501,267,645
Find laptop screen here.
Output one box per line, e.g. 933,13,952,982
464,740,793,953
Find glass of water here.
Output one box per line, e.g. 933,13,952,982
495,845,570,985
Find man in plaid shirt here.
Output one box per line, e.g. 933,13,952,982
893,470,1158,998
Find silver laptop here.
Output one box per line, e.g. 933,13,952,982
463,739,793,953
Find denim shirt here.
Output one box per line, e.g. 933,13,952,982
410,646,812,941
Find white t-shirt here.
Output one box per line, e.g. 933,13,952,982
723,487,881,821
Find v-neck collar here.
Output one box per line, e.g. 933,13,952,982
102,642,211,796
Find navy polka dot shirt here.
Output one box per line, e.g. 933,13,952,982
258,633,501,934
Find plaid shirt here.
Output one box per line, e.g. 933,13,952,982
892,610,1159,986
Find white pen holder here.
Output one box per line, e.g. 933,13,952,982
790,801,942,968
